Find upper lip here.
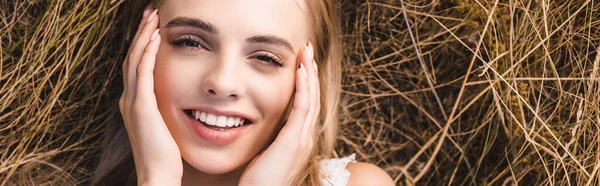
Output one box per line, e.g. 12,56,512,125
184,106,255,124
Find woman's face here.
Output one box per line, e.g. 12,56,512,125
154,0,309,175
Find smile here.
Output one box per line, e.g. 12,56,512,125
183,108,254,146
184,110,249,129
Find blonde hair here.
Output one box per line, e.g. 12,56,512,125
91,0,342,185
292,0,342,185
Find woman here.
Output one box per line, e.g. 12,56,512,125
92,0,394,185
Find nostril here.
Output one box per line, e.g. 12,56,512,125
208,89,216,95
207,89,239,98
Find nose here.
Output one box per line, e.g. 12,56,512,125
201,56,246,100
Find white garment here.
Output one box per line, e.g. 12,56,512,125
319,154,357,186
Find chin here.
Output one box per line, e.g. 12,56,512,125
180,147,249,175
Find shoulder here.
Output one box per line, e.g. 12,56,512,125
345,162,395,186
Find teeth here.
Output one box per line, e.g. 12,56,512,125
206,113,217,125
227,117,234,127
199,112,206,122
234,117,241,127
216,116,227,127
192,110,248,128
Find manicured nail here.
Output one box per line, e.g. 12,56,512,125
300,63,307,78
151,29,160,41
304,43,311,60
146,9,158,23
313,61,318,72
297,46,305,68
143,9,150,18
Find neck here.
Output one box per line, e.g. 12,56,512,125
181,161,248,186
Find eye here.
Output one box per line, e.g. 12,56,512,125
169,34,209,51
252,51,283,67
182,40,200,48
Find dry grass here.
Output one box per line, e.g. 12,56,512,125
2,0,600,185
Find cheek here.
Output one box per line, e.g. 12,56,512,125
153,48,196,105
250,74,296,122
153,60,179,101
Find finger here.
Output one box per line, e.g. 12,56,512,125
127,10,159,103
129,9,159,93
134,29,161,103
301,43,317,141
128,9,155,55
123,9,153,92
279,51,310,140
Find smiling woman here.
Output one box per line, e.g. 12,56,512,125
90,0,393,186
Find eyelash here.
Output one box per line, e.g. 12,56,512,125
170,35,207,51
252,51,283,67
169,34,284,67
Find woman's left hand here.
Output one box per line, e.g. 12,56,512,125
239,43,320,186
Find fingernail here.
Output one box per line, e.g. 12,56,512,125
300,63,307,78
151,29,160,41
143,9,150,18
297,46,305,68
313,61,318,72
146,9,158,23
304,43,312,60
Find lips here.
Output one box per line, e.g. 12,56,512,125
188,110,247,128
183,109,253,145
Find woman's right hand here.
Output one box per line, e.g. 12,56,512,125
119,9,183,186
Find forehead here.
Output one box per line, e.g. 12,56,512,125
159,0,310,50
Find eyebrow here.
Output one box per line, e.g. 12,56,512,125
247,35,295,53
165,16,295,53
164,16,218,34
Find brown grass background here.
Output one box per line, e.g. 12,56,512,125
2,0,600,185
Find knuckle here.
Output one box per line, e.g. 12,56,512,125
122,60,127,71
131,102,146,116
118,104,124,114
136,62,146,77
131,99,144,110
119,97,125,109
299,85,309,92
126,54,134,63
143,43,153,53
